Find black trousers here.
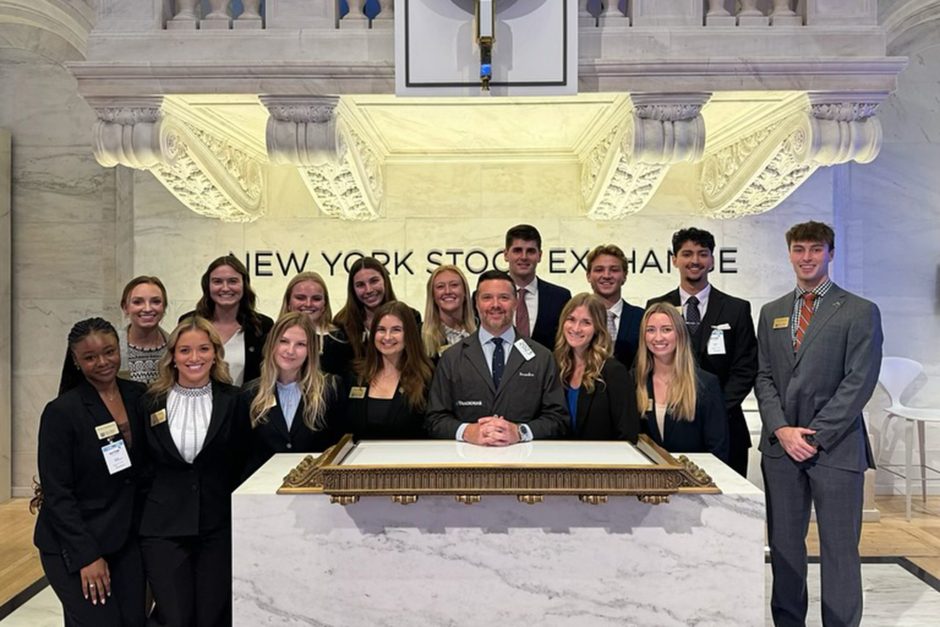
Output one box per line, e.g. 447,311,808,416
140,528,232,627
41,538,145,627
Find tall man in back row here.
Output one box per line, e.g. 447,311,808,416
426,270,569,444
503,224,571,349
647,228,758,477
756,221,882,626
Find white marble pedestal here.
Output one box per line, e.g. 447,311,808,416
233,453,764,626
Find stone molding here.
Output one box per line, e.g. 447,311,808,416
584,94,708,220
698,97,883,218
0,0,94,57
262,96,341,166
92,97,266,222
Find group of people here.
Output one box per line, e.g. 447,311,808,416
33,220,883,627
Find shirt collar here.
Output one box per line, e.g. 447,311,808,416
679,283,711,306
608,299,624,317
795,278,833,299
515,275,538,295
479,325,516,347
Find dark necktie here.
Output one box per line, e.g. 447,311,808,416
685,295,701,333
491,337,505,389
794,292,816,349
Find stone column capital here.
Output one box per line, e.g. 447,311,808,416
261,95,342,166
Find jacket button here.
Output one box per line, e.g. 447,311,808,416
286,443,292,449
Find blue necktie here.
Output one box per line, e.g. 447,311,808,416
491,337,505,389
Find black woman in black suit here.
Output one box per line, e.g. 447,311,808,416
240,312,343,479
554,293,638,442
279,271,355,378
137,316,247,627
34,317,147,627
182,255,273,387
342,301,433,440
631,302,730,461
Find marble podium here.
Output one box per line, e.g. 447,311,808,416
232,443,765,626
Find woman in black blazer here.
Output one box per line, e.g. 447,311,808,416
278,271,355,378
138,316,247,627
34,317,146,627
342,301,432,440
240,312,343,479
632,302,729,461
183,255,273,386
554,293,638,441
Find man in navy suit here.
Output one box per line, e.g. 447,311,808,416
586,244,644,369
503,224,571,349
756,221,881,627
647,228,758,477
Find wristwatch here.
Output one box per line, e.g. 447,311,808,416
517,424,533,442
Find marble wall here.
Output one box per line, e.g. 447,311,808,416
1,128,11,501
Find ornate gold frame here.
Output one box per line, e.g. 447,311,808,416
278,435,719,505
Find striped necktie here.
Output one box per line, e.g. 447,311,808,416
794,292,817,349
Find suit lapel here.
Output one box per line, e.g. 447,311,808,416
770,297,797,369
497,344,526,396
794,286,847,365
287,398,307,438
643,376,664,442
696,289,723,354
575,385,593,435
465,334,496,395
148,395,187,464
79,383,115,430
269,390,291,440
200,382,231,455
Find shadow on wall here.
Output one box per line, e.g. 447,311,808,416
936,264,940,314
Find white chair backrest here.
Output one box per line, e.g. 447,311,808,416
878,357,923,406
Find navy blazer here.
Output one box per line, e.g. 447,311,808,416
137,381,247,537
340,376,427,440
611,299,645,370
238,378,344,479
631,367,730,462
567,358,638,442
34,379,147,573
529,277,572,349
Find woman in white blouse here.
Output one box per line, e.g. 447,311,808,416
239,312,342,479
138,316,247,627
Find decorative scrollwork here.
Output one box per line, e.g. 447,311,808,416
811,102,879,122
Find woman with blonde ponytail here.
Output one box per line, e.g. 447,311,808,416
632,302,729,461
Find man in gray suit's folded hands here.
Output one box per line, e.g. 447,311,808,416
756,221,883,627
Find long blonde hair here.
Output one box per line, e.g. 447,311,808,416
422,265,476,357
634,302,697,421
148,316,232,396
249,312,334,431
278,272,336,333
553,293,611,393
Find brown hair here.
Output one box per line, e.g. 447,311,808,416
553,293,611,393
586,244,629,274
148,316,232,396
785,221,835,251
334,257,398,359
195,255,264,336
634,303,697,421
121,275,168,309
422,265,476,357
279,272,335,333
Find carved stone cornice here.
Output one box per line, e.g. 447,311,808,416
698,97,883,218
91,97,266,222
261,95,341,166
584,94,709,219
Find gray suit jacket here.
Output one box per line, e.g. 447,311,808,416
754,283,882,472
425,331,569,439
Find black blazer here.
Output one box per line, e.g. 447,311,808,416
631,367,730,462
179,311,274,384
340,378,426,440
611,299,645,370
321,328,355,378
646,288,757,447
34,379,147,573
238,378,344,479
566,358,638,442
137,381,247,537
529,278,572,349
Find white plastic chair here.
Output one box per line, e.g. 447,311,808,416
877,357,940,520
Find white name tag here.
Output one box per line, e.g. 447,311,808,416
707,328,726,355
101,439,132,475
514,339,536,361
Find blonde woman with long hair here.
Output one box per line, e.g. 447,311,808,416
279,272,354,376
554,293,637,441
632,302,729,460
240,312,341,478
138,316,246,627
422,265,476,359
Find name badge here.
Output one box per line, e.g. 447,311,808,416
707,329,726,356
95,421,120,440
773,316,789,329
150,409,167,427
101,440,132,475
349,386,366,399
514,339,536,361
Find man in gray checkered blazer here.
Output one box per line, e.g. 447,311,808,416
755,220,882,627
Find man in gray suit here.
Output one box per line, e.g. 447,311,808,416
755,221,882,627
425,270,568,444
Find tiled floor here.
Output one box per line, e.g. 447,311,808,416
2,561,939,626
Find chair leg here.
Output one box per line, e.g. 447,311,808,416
905,419,913,521
917,421,927,504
